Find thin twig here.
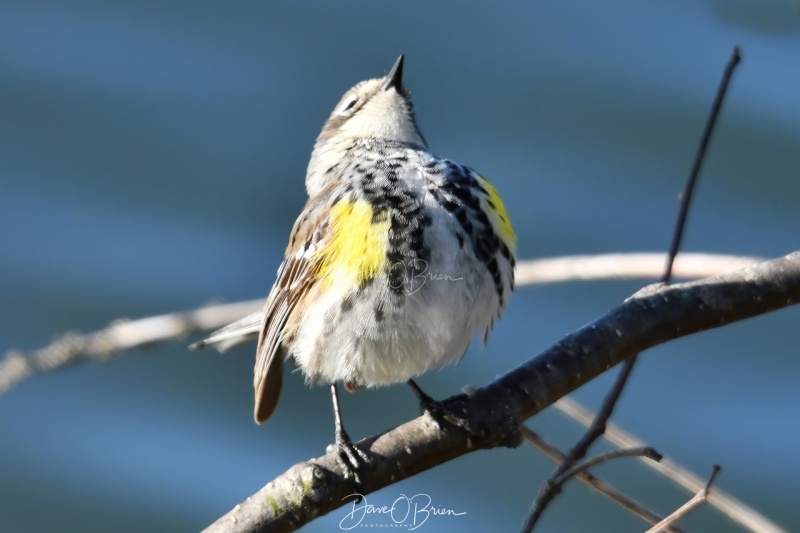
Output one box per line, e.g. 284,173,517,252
522,45,744,532
463,385,686,532
663,46,742,283
522,350,637,529
645,466,721,533
556,397,787,533
516,425,687,533
552,447,662,488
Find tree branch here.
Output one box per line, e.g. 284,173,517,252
203,251,800,532
0,252,761,395
0,300,262,394
514,252,761,285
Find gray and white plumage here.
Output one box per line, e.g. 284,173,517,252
195,55,516,424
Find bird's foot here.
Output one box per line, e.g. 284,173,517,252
332,425,370,499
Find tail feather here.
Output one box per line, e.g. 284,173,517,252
189,311,262,351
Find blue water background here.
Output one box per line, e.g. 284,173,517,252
2,1,800,531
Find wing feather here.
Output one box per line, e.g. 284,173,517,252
253,203,330,423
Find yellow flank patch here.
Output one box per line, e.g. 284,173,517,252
475,174,516,246
316,199,390,288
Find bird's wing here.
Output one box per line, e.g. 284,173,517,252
253,198,331,423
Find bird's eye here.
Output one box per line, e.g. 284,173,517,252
341,97,359,114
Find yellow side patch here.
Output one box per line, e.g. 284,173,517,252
475,175,516,247
316,199,390,288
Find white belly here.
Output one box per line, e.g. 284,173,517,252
289,245,498,388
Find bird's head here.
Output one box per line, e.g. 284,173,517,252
306,55,427,196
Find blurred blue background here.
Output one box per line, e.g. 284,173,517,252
2,1,800,531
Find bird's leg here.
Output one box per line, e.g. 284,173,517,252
330,383,368,494
407,379,471,431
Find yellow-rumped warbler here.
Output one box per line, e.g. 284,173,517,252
194,55,515,480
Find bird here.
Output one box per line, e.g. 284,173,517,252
192,55,516,483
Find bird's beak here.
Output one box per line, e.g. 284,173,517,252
382,54,404,92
